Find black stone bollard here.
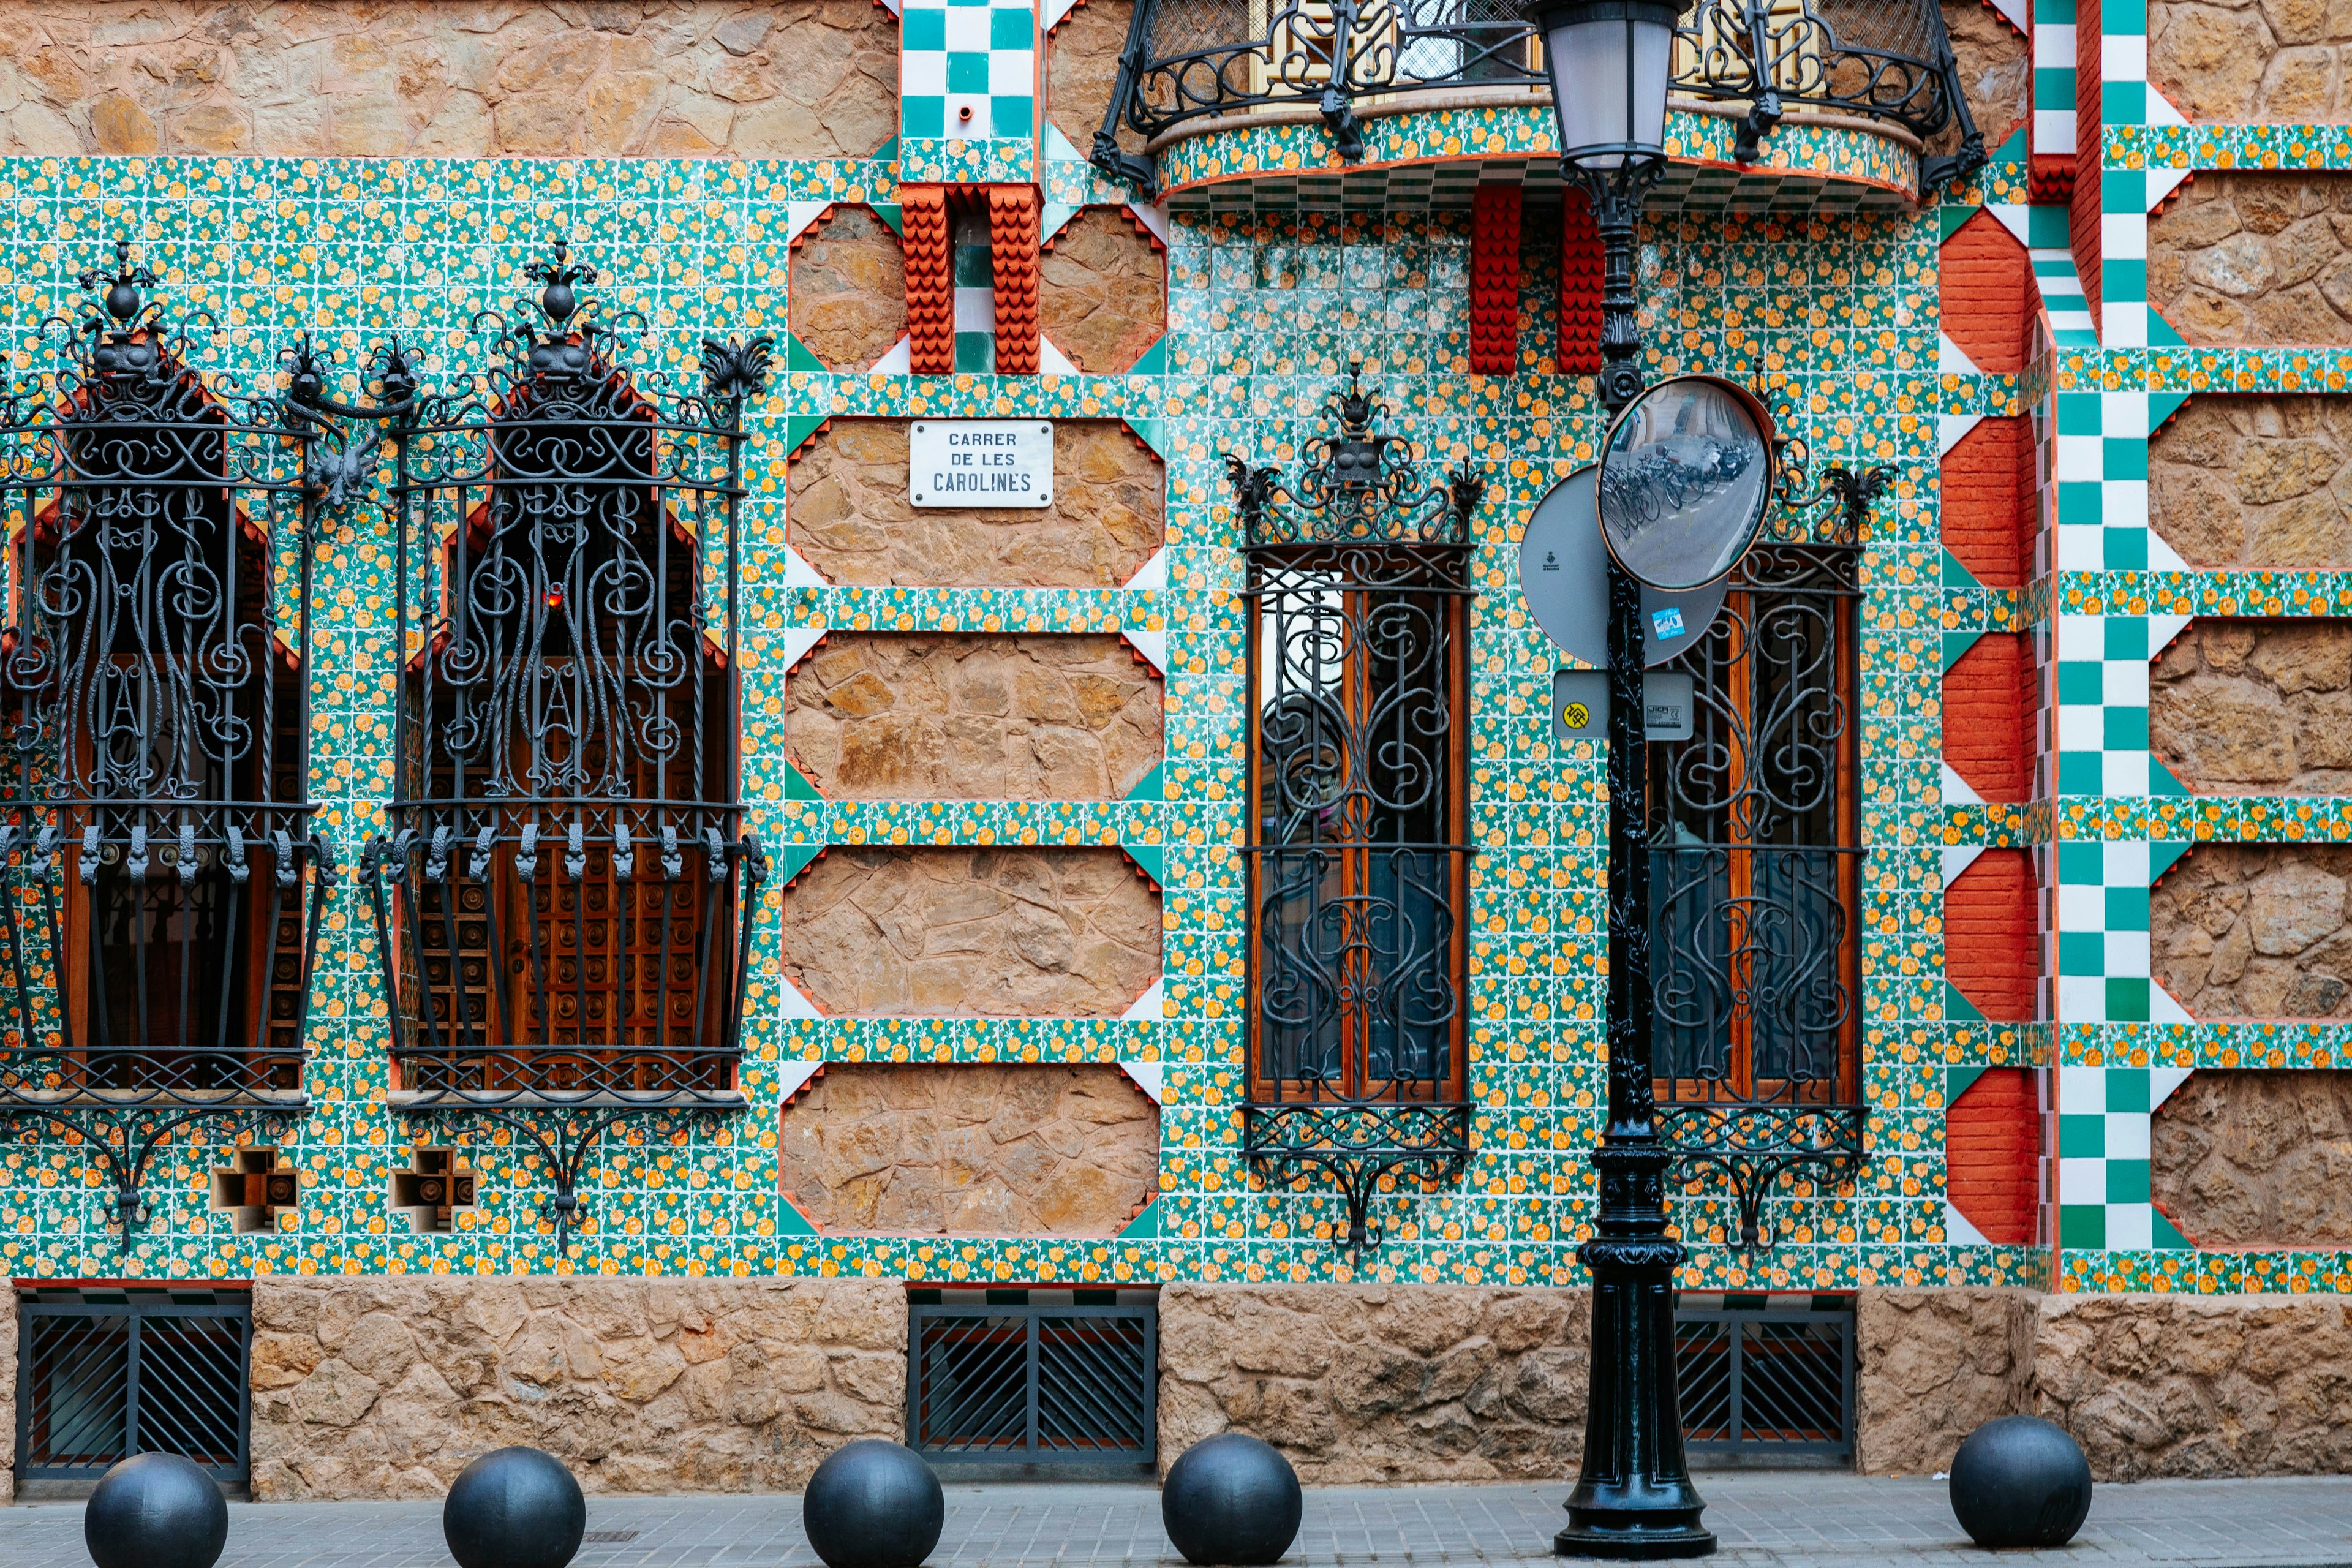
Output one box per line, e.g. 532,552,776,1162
1161,1433,1303,1567
1949,1415,2094,1549
801,1439,946,1568
443,1447,588,1568
85,1452,230,1568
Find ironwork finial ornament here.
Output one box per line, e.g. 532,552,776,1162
525,239,597,326
1223,366,1484,548
72,238,168,379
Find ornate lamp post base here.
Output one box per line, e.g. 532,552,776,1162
1555,1145,1716,1561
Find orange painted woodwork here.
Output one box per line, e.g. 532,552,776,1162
1947,1068,2039,1244
1558,186,1602,376
1941,416,2037,587
990,184,1041,375
1946,850,2040,1022
1943,631,2037,803
1469,186,1521,375
1938,210,2034,375
902,185,954,375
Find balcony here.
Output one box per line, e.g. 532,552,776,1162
1091,0,1984,211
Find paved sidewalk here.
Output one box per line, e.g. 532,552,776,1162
7,1474,2352,1568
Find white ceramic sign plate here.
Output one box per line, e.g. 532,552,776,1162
910,420,1054,507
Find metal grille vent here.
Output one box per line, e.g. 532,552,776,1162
1676,1293,1853,1465
908,1292,1155,1466
15,1288,252,1482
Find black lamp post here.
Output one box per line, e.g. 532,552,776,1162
1523,0,1718,1558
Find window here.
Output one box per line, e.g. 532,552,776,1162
0,262,325,1107
1648,543,1863,1110
1246,548,1472,1104
366,254,766,1107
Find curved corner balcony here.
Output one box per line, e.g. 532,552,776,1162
1090,0,1985,214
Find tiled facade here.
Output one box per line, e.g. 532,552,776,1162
1,0,2349,1476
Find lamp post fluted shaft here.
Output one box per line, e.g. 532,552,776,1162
1553,154,1716,1561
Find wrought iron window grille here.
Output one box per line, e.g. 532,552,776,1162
908,1293,1158,1467
1231,368,1483,1265
0,243,353,1246
1647,412,1880,1252
358,243,772,1248
1091,0,1983,194
16,1286,255,1484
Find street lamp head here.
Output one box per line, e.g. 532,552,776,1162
1522,0,1681,172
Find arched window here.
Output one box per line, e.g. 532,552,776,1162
365,247,771,1107
0,246,328,1110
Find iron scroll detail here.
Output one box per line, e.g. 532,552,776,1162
1232,366,1482,1267
1091,0,1985,194
0,242,345,1247
360,241,773,1253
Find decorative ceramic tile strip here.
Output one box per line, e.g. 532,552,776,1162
1942,802,2040,847
2143,796,2352,843
2145,346,2352,393
2140,570,2352,617
1940,369,2025,417
1942,585,2027,633
756,800,1163,848
782,586,1169,634
782,1017,1164,1063
2117,123,2352,171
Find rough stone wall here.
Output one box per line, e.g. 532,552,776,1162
1047,0,1132,152
2152,844,2352,1017
2150,173,2352,344
788,633,1162,801
1934,1,2030,158
777,1063,1158,1234
2152,0,2352,121
1855,1289,2038,1476
2153,1069,2352,1245
2152,396,2352,568
785,847,1161,1016
1158,1284,1589,1483
247,1276,905,1499
0,2,897,160
789,420,1163,588
791,207,907,374
1041,209,1166,374
2151,620,2352,793
2034,1294,2352,1480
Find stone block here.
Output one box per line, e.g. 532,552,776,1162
247,1276,905,1498
2152,396,2352,568
1046,0,1131,153
777,1063,1158,1234
0,1,897,159
1933,1,2029,160
2154,622,2352,793
788,633,1163,801
791,206,907,373
1041,208,1166,373
2152,0,2352,119
1155,1283,1590,1483
2151,174,2352,344
789,420,1163,588
2153,1069,2352,1245
784,846,1161,1017
2154,844,2352,1017
1855,1287,2038,1475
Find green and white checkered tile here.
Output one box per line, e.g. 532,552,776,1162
2032,0,2075,160
2056,1065,2192,1251
2054,837,2151,1022
901,0,1034,143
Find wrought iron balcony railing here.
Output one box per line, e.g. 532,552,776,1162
1093,0,1984,191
